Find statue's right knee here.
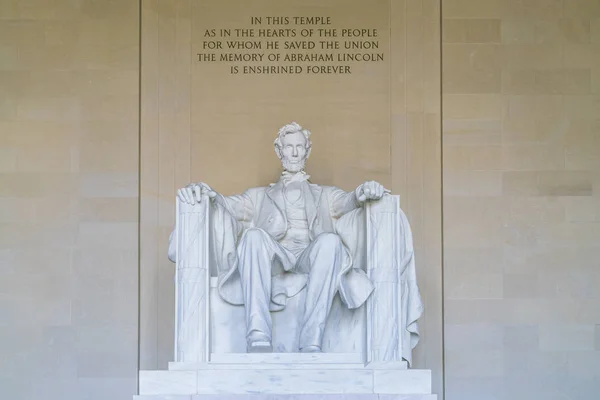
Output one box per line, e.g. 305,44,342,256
241,228,267,245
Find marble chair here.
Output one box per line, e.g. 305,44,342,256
171,193,421,366
136,194,434,398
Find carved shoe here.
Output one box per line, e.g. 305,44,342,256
246,331,273,353
299,345,322,353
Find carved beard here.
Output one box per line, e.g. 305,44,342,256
281,157,306,173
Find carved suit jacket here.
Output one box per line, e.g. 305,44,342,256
220,180,361,240
212,179,374,311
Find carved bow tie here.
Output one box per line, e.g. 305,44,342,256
281,171,310,185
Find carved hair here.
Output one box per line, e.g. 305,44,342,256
273,122,312,159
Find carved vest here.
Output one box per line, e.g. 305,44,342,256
280,184,311,255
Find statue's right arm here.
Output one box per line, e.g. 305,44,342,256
214,192,254,222
177,182,254,222
168,183,253,263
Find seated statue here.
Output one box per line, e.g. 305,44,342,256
169,122,423,363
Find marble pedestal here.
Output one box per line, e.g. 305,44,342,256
137,354,435,399
136,396,437,400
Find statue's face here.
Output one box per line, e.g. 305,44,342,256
280,131,308,173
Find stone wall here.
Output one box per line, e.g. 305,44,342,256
2,0,599,399
0,1,139,399
442,0,600,399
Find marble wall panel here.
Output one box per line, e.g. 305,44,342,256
442,1,600,399
0,1,140,400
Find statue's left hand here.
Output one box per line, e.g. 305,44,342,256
355,181,390,202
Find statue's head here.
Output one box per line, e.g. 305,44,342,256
274,122,312,173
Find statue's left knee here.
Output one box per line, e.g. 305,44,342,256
314,232,342,247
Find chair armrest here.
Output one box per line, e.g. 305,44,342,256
173,196,211,362
365,194,403,363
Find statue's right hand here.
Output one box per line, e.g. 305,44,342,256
177,182,217,205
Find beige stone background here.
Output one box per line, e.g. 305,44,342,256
0,0,140,399
0,1,598,400
442,0,600,399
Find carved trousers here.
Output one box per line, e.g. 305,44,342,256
237,228,344,350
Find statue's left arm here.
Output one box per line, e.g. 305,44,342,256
329,180,389,218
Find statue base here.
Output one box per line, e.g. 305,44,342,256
136,395,436,400
137,354,434,398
